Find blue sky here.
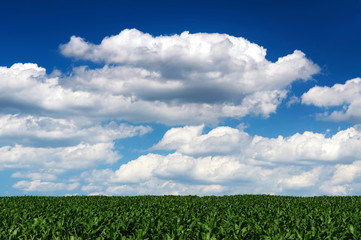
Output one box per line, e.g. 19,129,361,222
0,0,360,196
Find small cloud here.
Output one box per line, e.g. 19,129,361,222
13,180,79,192
286,95,300,108
302,78,361,123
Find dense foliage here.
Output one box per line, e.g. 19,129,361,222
1,195,361,239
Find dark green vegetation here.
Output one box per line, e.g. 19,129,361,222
1,195,361,239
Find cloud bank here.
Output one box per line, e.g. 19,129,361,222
5,28,361,196
75,125,361,196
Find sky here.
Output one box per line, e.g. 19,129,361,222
0,0,360,196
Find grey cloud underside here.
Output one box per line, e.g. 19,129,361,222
138,86,244,104
66,65,247,105
0,99,45,115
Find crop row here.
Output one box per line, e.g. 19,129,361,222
1,195,361,239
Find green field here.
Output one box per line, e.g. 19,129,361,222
1,195,361,239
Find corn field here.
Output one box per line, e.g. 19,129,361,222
1,195,361,239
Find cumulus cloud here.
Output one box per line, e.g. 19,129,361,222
0,29,338,196
13,180,79,192
109,153,260,184
12,171,58,181
0,113,150,186
154,124,361,163
58,29,319,123
105,180,227,196
319,184,349,195
153,125,250,156
0,114,151,147
79,154,322,196
249,126,361,163
60,29,318,89
74,125,361,196
6,122,361,195
0,62,291,125
277,167,321,189
331,161,361,184
0,63,95,113
286,95,300,108
0,29,320,125
0,142,120,171
302,78,361,122
0,60,153,186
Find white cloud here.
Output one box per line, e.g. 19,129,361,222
153,125,250,156
286,95,300,108
57,29,319,124
0,63,96,113
0,142,120,171
0,63,292,125
249,126,361,163
80,169,115,185
302,78,361,122
331,161,361,184
0,29,342,196
278,167,321,189
80,155,321,196
0,113,151,187
0,114,152,147
81,184,103,193
154,125,361,163
110,153,261,184
105,180,226,196
13,180,79,192
11,171,57,181
0,113,151,195
153,125,204,150
319,184,349,196
7,122,361,195
75,125,361,196
60,29,318,91
0,29,320,125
